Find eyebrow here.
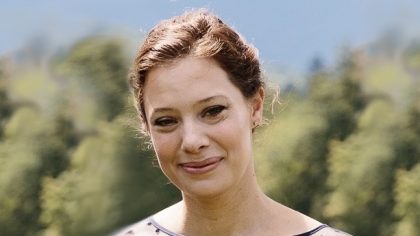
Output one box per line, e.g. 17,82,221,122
197,95,227,105
151,95,228,114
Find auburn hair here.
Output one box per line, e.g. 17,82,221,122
129,9,263,130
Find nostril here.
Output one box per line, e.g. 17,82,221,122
181,140,204,154
198,144,207,151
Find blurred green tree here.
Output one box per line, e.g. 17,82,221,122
324,99,402,235
391,90,420,236
255,102,330,217
255,50,367,222
59,36,129,123
393,91,420,171
40,117,180,236
0,107,70,235
403,39,420,74
308,49,365,140
0,58,13,138
393,164,420,236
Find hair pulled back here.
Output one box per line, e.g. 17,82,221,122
129,9,263,129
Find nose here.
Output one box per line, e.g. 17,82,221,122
181,119,209,154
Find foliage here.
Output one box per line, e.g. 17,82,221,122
40,118,179,236
0,107,69,235
403,40,420,73
256,101,329,216
0,34,419,236
393,164,420,236
0,59,13,138
324,99,400,235
59,36,129,122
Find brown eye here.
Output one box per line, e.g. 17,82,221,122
202,105,227,118
153,117,177,127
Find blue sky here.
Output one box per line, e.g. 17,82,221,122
2,0,420,72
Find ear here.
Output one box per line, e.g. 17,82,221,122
250,87,264,126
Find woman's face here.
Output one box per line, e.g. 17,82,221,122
143,57,263,198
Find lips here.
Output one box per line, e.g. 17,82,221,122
179,156,223,174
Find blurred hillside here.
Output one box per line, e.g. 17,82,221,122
0,31,419,236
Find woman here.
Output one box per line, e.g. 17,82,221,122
118,9,351,236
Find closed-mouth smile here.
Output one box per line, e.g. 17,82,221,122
179,156,224,174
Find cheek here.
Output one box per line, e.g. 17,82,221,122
215,113,252,153
151,133,179,164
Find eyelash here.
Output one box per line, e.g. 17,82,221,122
201,105,227,118
153,117,177,127
152,105,228,128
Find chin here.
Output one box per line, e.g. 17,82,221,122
178,177,232,199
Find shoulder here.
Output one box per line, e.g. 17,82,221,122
111,202,183,236
309,225,352,236
111,218,157,236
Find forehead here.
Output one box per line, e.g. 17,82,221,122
143,57,245,108
146,57,218,91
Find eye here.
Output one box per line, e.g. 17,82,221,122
202,105,227,118
153,117,178,127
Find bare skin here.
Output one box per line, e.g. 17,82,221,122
152,163,321,236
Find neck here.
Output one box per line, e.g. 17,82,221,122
179,165,274,235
